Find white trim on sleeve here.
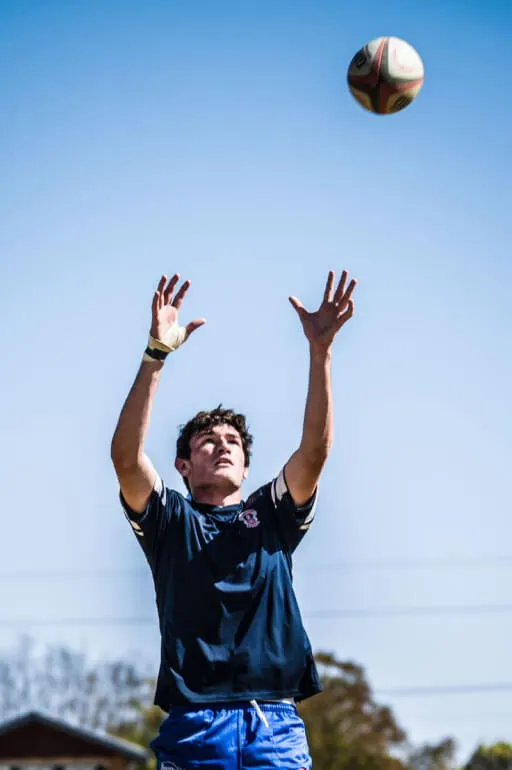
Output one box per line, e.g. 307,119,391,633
271,468,318,528
121,474,165,537
271,469,288,506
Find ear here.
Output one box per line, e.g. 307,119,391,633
175,457,191,479
243,466,249,480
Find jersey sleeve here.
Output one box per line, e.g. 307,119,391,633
269,466,318,553
119,475,180,571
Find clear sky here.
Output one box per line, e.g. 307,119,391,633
1,0,511,760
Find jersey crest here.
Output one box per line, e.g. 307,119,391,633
238,508,260,528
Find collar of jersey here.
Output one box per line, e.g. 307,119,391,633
191,499,244,518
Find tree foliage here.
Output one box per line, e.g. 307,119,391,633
0,635,152,731
111,702,165,770
298,652,407,770
465,743,512,770
408,738,457,770
0,638,461,770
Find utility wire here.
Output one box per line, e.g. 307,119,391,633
375,682,512,697
307,603,512,619
1,556,512,581
2,603,512,627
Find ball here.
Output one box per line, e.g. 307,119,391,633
347,36,424,115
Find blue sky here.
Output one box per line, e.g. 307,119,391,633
1,0,511,759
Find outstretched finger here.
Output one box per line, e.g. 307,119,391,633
289,296,307,317
323,271,335,304
156,275,167,293
152,275,167,313
185,318,206,337
343,278,357,304
163,273,180,305
152,291,160,315
153,275,167,309
172,279,191,310
334,270,348,304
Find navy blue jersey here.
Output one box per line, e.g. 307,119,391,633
120,470,322,710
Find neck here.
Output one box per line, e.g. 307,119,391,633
190,484,242,507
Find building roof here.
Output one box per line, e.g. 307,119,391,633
0,709,148,760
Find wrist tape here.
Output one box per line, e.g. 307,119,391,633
143,327,187,363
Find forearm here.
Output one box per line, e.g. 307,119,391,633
111,359,164,468
299,345,333,463
285,268,354,503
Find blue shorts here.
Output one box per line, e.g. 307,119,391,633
151,701,312,769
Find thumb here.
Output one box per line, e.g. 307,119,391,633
185,318,207,337
289,296,306,318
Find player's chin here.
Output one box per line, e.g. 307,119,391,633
211,465,244,487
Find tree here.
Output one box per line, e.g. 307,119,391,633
298,652,408,770
408,738,457,770
111,651,412,770
0,638,458,770
110,702,166,770
465,743,512,770
0,635,153,731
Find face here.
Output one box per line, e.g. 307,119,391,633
175,423,248,495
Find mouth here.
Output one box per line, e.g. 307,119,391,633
214,458,233,468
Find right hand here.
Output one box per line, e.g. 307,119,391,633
150,274,206,347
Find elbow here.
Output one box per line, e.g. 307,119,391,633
312,450,330,474
300,443,331,472
110,438,139,472
321,437,333,459
110,435,121,466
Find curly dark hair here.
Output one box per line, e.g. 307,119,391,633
176,405,253,472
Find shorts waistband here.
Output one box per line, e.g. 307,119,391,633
169,698,295,713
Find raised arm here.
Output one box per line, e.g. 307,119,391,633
111,274,205,513
285,270,357,506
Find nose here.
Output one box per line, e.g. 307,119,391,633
216,437,231,456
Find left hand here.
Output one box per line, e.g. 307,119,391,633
289,270,357,352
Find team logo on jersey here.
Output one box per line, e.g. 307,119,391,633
239,509,260,528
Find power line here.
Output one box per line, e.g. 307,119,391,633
0,617,156,628
2,603,512,628
313,556,512,571
0,608,507,700
0,613,510,699
307,604,512,619
0,569,147,581
375,682,512,698
2,556,512,581
0,618,510,700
